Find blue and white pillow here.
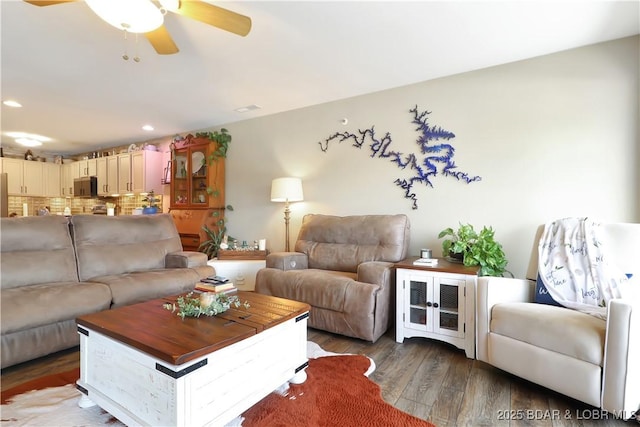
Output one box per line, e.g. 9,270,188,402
535,273,634,306
534,275,562,306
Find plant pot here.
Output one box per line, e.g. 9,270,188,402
142,207,158,215
448,251,464,263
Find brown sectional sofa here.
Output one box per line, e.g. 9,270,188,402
255,214,410,342
0,213,213,369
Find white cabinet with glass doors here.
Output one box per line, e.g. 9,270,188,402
395,258,478,358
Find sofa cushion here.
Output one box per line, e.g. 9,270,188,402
491,302,606,366
93,268,201,307
295,214,410,273
71,214,184,281
0,281,112,334
0,216,78,289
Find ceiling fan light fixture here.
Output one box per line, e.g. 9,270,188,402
158,0,180,13
86,0,164,33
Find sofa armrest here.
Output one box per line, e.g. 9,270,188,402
266,252,308,271
357,261,394,287
602,298,640,417
165,251,209,269
476,277,535,362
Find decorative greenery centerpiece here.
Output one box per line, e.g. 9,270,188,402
438,223,511,277
163,292,249,320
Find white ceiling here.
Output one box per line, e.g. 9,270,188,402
1,0,639,155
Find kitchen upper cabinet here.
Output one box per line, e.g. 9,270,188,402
43,162,61,197
117,151,162,195
96,156,119,196
117,153,132,194
61,162,75,197
96,157,108,196
131,150,162,194
1,158,44,196
77,159,97,177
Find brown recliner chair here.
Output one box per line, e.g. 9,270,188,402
255,214,410,342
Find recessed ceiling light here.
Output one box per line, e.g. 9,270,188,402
15,138,43,147
3,100,22,108
142,124,154,131
234,104,262,113
5,131,52,142
5,131,52,147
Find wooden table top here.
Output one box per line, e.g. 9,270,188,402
76,292,310,366
395,257,480,276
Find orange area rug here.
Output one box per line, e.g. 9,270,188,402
2,354,435,426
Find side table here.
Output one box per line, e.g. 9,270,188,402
207,258,266,291
395,257,479,358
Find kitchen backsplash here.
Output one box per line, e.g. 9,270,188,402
7,194,163,217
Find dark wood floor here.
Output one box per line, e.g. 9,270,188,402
1,328,636,426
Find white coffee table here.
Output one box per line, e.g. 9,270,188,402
76,292,310,427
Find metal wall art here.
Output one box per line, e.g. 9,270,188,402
318,106,481,209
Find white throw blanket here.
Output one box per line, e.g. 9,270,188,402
538,217,631,319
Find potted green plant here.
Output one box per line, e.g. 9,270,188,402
438,223,511,277
198,205,234,259
141,190,160,214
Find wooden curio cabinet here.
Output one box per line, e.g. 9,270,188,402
169,135,226,252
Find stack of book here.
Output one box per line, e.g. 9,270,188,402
413,258,438,267
195,276,237,294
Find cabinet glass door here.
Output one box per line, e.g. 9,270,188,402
173,150,189,206
433,278,465,338
190,147,208,205
406,277,433,331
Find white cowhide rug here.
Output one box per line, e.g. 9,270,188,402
0,342,374,427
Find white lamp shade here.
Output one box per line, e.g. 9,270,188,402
86,0,164,33
271,177,304,202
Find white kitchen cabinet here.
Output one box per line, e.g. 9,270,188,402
43,162,61,197
96,157,107,196
116,151,162,195
1,158,44,196
61,162,75,197
97,156,121,196
395,258,478,358
131,150,162,194
107,156,118,195
77,158,97,177
117,153,132,194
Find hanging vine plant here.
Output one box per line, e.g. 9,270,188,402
196,128,231,161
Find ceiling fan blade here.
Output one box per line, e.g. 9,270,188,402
145,25,179,55
24,0,77,6
175,0,252,37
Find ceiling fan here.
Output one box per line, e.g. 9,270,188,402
24,0,252,55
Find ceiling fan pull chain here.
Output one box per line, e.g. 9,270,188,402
134,33,141,63
122,28,129,61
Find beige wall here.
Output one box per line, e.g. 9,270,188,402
200,36,636,279
140,36,638,278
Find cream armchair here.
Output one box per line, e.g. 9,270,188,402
476,223,640,419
